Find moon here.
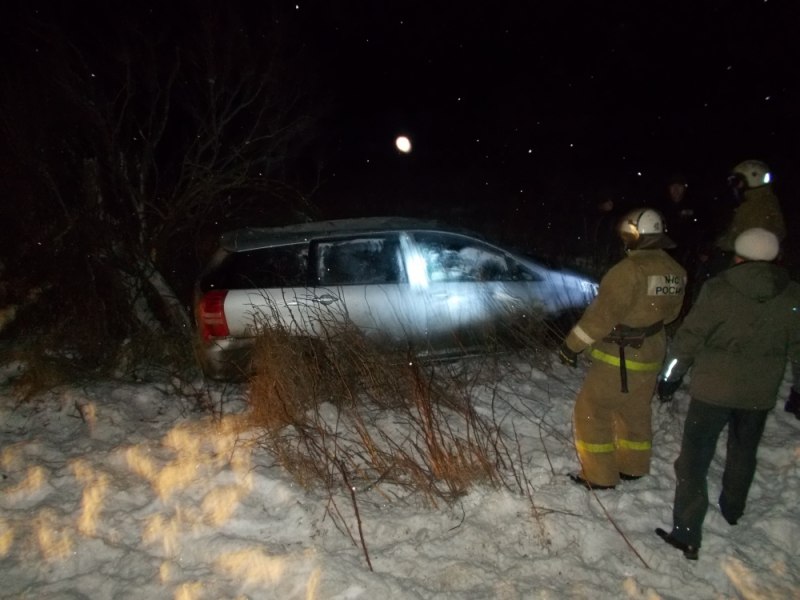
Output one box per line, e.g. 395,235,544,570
395,135,412,154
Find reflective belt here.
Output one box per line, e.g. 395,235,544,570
576,439,652,454
599,321,664,393
589,348,662,372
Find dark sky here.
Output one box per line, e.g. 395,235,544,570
4,1,799,232
293,1,799,224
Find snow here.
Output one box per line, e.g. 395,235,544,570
1,353,799,599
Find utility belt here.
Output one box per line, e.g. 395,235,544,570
590,321,664,393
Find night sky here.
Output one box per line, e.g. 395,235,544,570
3,1,799,251
295,2,799,230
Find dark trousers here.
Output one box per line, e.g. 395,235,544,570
671,398,769,547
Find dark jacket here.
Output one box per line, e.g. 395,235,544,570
665,261,800,410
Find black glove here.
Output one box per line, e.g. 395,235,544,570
558,343,578,368
657,378,682,402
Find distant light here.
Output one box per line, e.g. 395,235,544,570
764,172,771,184
395,136,412,153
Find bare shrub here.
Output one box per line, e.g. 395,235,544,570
242,310,568,568
247,315,547,504
247,326,339,430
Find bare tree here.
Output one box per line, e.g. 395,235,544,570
0,4,326,367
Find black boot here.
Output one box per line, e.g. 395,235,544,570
655,528,699,560
568,473,615,490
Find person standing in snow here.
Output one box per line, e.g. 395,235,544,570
700,160,786,284
657,173,706,331
655,228,800,560
559,208,686,489
658,174,703,269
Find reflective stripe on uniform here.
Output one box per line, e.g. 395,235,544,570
576,438,652,454
617,439,652,451
572,325,595,345
575,440,615,454
589,348,662,371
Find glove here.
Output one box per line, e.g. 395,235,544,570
558,343,578,368
657,378,682,402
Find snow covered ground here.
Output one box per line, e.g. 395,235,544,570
1,353,798,599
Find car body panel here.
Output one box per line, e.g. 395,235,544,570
195,217,598,379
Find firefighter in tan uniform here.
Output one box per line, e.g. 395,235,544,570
701,160,786,283
716,159,786,252
559,208,686,489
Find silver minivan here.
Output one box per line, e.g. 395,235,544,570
195,217,598,379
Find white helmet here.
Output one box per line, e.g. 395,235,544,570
729,160,772,190
618,208,675,250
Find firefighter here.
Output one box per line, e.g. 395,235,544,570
702,160,787,282
559,208,687,489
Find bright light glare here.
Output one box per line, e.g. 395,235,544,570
395,136,412,153
407,253,428,287
663,358,678,380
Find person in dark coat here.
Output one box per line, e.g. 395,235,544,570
716,161,786,251
655,227,800,560
659,174,701,268
658,174,706,327
700,160,787,285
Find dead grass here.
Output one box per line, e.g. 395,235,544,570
235,295,577,569
246,316,558,506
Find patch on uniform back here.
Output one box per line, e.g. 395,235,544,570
647,274,685,296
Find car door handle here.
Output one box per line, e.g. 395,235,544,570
313,293,339,306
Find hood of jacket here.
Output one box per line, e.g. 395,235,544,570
721,260,790,303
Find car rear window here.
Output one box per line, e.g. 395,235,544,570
314,236,403,285
200,244,309,291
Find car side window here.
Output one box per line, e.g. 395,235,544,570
314,235,403,285
506,258,545,282
201,244,309,290
411,232,514,282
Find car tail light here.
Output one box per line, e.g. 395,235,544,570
198,290,230,340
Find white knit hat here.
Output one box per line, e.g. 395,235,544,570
734,228,780,262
